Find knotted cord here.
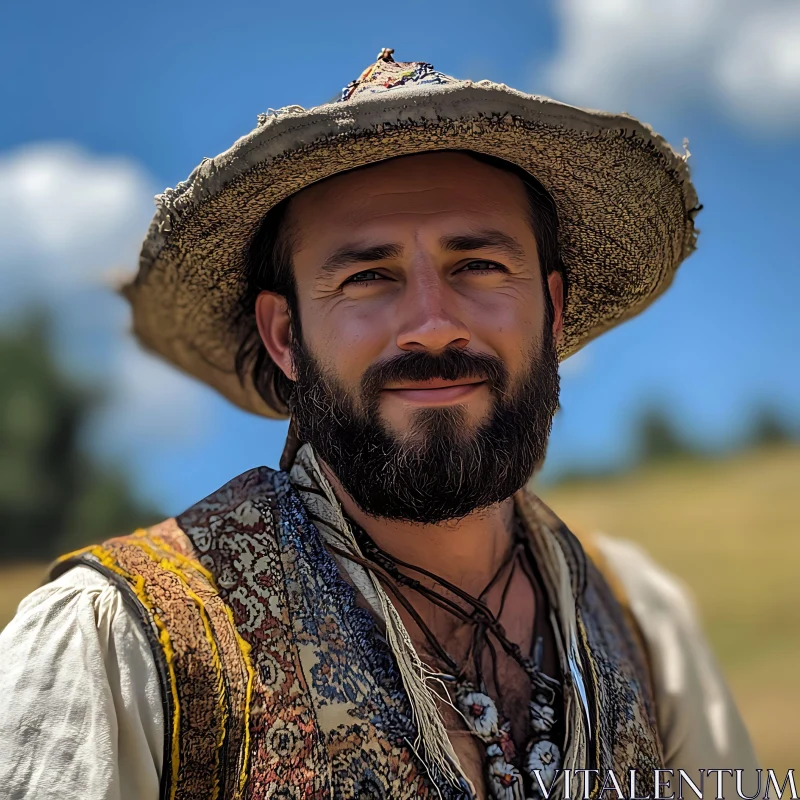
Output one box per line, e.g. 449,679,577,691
330,514,556,723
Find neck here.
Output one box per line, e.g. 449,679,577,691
318,458,516,597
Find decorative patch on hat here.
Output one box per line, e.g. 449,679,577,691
339,49,457,102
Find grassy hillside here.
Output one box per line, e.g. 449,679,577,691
1,444,797,768
538,444,800,771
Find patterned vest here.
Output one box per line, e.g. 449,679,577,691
51,466,664,799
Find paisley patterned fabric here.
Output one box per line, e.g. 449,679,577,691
52,461,664,799
339,55,458,102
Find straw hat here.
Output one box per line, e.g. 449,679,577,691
123,49,700,419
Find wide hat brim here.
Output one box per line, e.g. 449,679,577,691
124,78,699,419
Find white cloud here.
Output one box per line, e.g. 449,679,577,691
0,142,210,447
545,0,800,131
715,4,800,128
0,143,151,294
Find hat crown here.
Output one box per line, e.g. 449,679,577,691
339,50,457,103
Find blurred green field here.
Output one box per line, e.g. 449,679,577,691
1,444,797,769
539,444,800,771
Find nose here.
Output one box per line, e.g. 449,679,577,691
395,268,470,353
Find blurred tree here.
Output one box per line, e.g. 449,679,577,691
0,313,160,561
746,406,798,447
633,406,697,463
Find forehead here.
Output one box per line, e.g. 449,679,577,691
285,152,531,240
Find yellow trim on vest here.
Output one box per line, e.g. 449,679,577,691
56,533,256,799
84,544,182,800
144,530,216,580
146,530,255,798
224,602,254,796
131,538,228,800
52,543,98,567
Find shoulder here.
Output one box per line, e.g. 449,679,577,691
587,533,760,770
588,534,696,624
0,565,164,799
0,467,278,800
176,465,278,528
7,563,145,644
2,565,161,698
0,561,162,689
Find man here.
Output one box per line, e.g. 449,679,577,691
0,51,758,799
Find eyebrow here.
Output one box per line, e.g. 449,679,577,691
320,243,404,275
318,228,528,277
440,229,527,266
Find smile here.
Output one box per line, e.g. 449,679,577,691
381,379,487,406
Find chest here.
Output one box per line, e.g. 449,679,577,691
170,475,664,798
438,665,535,800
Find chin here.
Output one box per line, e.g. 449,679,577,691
388,403,486,437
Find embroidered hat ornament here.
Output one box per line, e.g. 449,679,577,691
123,48,700,419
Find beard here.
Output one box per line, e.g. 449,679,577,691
287,328,560,524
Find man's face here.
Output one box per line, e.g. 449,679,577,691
257,152,563,522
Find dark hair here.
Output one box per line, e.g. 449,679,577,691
234,151,567,413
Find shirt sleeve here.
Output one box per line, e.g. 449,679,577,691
592,534,760,772
0,565,164,800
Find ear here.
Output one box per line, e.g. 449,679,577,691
547,270,565,344
255,291,297,381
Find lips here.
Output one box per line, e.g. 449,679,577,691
381,379,487,405
384,378,485,391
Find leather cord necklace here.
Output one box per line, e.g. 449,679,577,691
325,515,565,800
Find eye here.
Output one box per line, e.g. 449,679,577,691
457,259,507,275
342,269,388,286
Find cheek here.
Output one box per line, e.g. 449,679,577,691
303,303,393,386
467,288,543,365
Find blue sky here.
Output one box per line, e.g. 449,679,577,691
2,0,799,514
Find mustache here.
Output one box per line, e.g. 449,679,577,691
360,348,509,400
